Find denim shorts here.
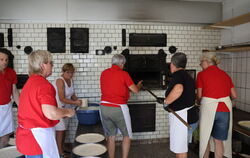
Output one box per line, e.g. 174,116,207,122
25,155,43,158
211,112,230,140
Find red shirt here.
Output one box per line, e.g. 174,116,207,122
196,65,234,112
16,74,59,155
100,65,134,107
0,67,17,105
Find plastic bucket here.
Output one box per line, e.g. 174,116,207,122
76,103,100,125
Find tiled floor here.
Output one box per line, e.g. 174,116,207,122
70,142,199,158
115,143,199,158
117,142,199,158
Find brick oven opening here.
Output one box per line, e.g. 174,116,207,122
121,49,169,90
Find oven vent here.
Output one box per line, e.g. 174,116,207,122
129,33,166,47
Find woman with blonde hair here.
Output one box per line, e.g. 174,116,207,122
197,53,237,158
53,63,82,158
16,50,75,158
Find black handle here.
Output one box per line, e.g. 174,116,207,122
142,86,158,99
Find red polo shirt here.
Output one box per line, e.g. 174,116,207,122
196,65,234,112
0,67,17,105
100,65,134,107
16,74,59,155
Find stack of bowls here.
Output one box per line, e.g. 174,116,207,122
73,133,106,158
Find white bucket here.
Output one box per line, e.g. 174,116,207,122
80,98,88,107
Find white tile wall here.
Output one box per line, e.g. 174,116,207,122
1,22,220,143
219,51,250,113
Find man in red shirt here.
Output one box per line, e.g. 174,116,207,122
197,53,237,158
0,48,19,149
100,54,143,158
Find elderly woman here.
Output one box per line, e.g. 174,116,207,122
53,63,82,157
158,52,196,158
197,53,237,158
16,50,75,158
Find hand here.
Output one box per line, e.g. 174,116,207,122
66,109,75,117
74,100,82,106
156,97,165,104
163,104,170,112
137,80,143,90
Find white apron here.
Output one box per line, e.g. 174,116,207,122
31,127,60,158
100,101,133,138
169,107,190,153
199,97,232,158
0,102,14,137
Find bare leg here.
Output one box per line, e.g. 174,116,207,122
176,152,187,158
0,133,11,149
203,142,210,158
214,138,224,158
122,136,131,158
56,130,66,155
107,136,116,158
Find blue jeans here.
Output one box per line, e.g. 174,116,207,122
25,155,43,158
211,112,230,140
188,122,198,143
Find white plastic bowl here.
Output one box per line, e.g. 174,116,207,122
75,133,105,144
0,146,23,158
73,144,107,157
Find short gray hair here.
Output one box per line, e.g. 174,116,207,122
112,54,126,66
171,52,187,68
28,50,52,75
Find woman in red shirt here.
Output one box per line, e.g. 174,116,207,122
16,50,75,158
0,48,19,149
197,53,237,158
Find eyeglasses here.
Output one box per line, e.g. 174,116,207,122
48,61,54,66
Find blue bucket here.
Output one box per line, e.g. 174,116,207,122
76,103,100,125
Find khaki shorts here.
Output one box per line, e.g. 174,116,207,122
100,105,129,137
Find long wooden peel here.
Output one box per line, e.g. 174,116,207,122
142,86,191,129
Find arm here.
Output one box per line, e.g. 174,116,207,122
230,87,237,99
42,104,75,120
129,80,143,94
12,84,19,105
196,88,202,105
164,84,183,105
71,94,78,101
56,79,82,106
